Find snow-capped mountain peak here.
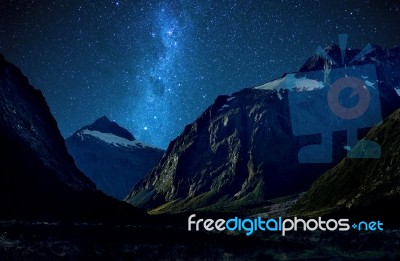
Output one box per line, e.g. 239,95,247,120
84,116,136,141
66,116,164,200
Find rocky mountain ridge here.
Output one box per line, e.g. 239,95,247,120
126,44,400,213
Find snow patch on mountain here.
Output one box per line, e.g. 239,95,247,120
255,74,324,91
79,129,157,149
365,80,376,88
293,77,324,91
255,77,286,90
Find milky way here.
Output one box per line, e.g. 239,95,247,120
1,1,399,148
131,4,190,146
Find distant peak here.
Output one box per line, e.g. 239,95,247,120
94,116,112,124
79,116,135,141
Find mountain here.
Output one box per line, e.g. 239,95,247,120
290,108,400,223
65,116,164,200
126,45,400,213
0,53,145,221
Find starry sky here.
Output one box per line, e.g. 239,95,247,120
1,0,399,148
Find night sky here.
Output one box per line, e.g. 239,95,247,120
1,0,399,148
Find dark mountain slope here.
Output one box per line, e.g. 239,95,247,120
0,53,145,221
290,108,400,223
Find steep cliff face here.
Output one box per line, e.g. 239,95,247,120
126,45,400,213
66,116,164,200
126,88,334,213
290,108,400,222
0,54,95,192
0,54,145,220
